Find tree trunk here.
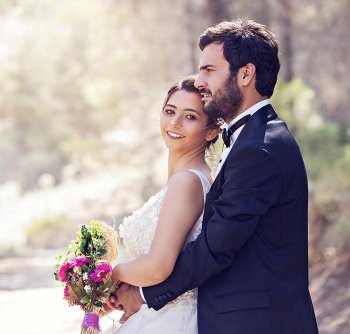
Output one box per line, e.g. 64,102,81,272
205,0,227,25
277,0,294,82
184,0,197,73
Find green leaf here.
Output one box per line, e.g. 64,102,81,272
80,296,90,304
95,301,103,308
95,248,107,258
80,239,87,254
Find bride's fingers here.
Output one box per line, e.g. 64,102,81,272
119,311,130,324
99,309,106,317
100,303,114,316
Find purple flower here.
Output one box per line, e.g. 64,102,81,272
63,284,70,298
71,257,90,267
58,262,74,282
90,263,112,282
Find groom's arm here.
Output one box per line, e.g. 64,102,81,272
143,146,282,310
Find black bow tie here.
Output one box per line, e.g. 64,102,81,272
222,115,251,147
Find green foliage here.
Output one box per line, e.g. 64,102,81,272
271,79,346,182
0,0,192,190
75,221,108,260
272,79,350,251
26,216,72,248
94,301,103,308
80,295,90,305
26,216,69,235
0,0,131,189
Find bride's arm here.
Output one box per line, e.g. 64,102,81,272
112,171,204,287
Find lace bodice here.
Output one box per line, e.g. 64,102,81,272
119,170,211,305
119,187,168,258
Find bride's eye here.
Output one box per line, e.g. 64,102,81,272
162,109,174,115
186,114,197,120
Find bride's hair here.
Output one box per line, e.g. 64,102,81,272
162,75,220,147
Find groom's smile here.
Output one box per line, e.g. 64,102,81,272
199,89,212,103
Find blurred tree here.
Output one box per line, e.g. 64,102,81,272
184,0,197,73
272,79,350,253
292,0,350,125
0,0,349,254
0,0,121,188
0,0,200,190
276,0,294,82
204,0,228,25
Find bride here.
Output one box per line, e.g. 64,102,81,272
104,75,220,333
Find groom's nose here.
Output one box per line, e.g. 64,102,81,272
194,73,206,89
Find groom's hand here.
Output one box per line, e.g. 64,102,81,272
115,283,145,323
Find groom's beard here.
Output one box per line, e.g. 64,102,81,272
204,74,243,122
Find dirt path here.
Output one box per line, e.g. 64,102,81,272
0,288,121,334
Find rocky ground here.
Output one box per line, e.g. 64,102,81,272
309,254,350,333
0,250,349,333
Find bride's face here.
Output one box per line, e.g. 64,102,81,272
160,89,212,153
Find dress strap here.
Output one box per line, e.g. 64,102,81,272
187,169,211,198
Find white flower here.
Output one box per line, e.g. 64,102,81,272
84,285,92,293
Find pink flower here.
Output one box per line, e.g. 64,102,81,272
58,262,73,282
90,263,112,282
63,284,70,298
71,257,90,267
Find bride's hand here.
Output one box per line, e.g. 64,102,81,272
112,264,122,283
100,288,123,317
99,302,115,317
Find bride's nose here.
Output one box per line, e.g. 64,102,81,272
171,115,182,128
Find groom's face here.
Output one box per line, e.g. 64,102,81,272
195,43,243,122
195,43,230,107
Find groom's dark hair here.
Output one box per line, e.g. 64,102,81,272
199,18,280,98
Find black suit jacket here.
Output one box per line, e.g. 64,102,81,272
143,105,318,334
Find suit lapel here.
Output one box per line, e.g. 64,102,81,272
210,104,278,191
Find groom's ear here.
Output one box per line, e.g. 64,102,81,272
238,63,256,86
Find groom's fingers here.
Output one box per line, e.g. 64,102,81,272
109,295,117,303
106,295,117,310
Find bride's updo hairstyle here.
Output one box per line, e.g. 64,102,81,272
162,75,219,147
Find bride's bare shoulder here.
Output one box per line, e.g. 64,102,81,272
167,170,202,190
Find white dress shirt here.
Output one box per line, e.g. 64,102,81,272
215,99,269,176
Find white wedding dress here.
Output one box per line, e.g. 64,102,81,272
111,169,210,334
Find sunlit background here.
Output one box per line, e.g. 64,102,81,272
0,0,349,333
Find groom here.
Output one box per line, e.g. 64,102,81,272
111,18,319,333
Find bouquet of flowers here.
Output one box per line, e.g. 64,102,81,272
54,220,119,333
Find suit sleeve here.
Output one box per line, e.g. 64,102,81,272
143,146,282,310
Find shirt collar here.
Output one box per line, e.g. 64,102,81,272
221,99,269,130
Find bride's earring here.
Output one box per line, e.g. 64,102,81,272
216,118,225,127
